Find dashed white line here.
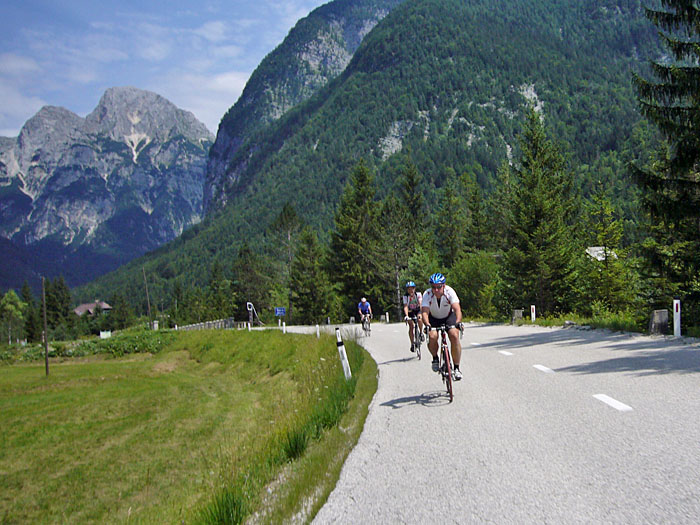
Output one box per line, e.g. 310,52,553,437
533,364,555,374
470,342,482,346
499,351,513,356
593,394,633,412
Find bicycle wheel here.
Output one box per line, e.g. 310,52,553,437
443,345,454,402
414,323,421,360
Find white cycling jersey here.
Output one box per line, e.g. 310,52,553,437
421,285,460,318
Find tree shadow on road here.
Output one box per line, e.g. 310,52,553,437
380,391,450,409
555,347,700,376
477,327,700,376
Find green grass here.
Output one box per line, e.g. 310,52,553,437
0,329,375,524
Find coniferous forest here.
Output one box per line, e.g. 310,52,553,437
6,0,700,342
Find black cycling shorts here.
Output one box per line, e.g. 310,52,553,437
428,310,457,328
406,309,421,319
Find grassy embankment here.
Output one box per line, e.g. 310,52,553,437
0,328,376,523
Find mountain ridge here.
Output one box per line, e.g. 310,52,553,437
0,86,214,291
75,0,661,308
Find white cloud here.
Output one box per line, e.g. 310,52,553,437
152,70,250,133
0,53,41,77
193,21,229,43
0,83,46,137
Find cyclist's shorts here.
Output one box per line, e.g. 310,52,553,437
428,311,457,328
406,307,421,318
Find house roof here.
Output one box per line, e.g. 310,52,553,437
74,300,112,316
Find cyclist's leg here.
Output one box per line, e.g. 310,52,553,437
427,314,445,359
447,323,462,367
407,318,414,344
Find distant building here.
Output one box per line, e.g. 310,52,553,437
74,300,112,317
586,246,618,262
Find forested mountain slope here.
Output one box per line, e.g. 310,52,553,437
77,0,661,307
205,0,405,211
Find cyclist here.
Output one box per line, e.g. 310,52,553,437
358,297,372,324
421,272,463,380
402,281,423,352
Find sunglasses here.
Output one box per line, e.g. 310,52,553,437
431,284,444,289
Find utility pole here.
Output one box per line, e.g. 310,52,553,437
42,276,49,376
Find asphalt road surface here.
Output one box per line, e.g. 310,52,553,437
311,322,700,524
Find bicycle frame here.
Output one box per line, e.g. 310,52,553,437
429,325,454,402
407,314,421,360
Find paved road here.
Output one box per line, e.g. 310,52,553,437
311,322,700,524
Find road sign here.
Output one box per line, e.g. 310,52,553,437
275,307,286,317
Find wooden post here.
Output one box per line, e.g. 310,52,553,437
42,276,49,376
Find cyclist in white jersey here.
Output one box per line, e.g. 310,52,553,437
421,272,463,380
402,280,423,352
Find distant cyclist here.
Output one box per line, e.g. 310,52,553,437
358,297,372,323
421,272,463,380
402,281,423,352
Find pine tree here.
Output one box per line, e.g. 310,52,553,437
578,187,637,314
270,203,303,320
290,228,333,324
374,194,411,319
632,0,700,319
20,281,42,342
434,169,468,267
496,109,580,316
329,161,381,315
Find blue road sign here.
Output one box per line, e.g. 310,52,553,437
275,307,286,317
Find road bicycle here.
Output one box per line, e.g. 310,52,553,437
361,313,372,337
427,324,462,402
406,313,422,359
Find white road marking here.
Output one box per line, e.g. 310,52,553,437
593,394,633,412
470,342,481,346
499,351,513,356
533,364,555,374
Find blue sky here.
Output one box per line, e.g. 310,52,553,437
0,0,328,136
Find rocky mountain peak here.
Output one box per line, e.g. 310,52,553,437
86,86,213,144
0,87,214,289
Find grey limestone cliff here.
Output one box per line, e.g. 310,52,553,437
0,87,213,286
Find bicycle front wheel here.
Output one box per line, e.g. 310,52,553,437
414,324,421,360
443,347,454,402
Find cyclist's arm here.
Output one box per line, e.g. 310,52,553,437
451,301,462,324
421,306,430,327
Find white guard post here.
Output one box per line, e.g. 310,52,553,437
316,324,320,338
335,328,352,380
283,321,286,334
385,312,389,323
674,299,681,337
531,305,536,322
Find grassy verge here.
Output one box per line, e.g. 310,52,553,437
0,329,376,524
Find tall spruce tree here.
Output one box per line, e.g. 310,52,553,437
578,187,637,314
329,161,381,315
496,109,580,316
435,169,468,268
20,281,42,342
632,0,700,319
375,194,411,319
290,228,334,324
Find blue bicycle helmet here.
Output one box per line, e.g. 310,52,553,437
429,272,446,285
405,280,416,288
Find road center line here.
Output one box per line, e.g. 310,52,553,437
499,351,513,356
533,364,555,374
470,342,481,346
593,394,633,412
